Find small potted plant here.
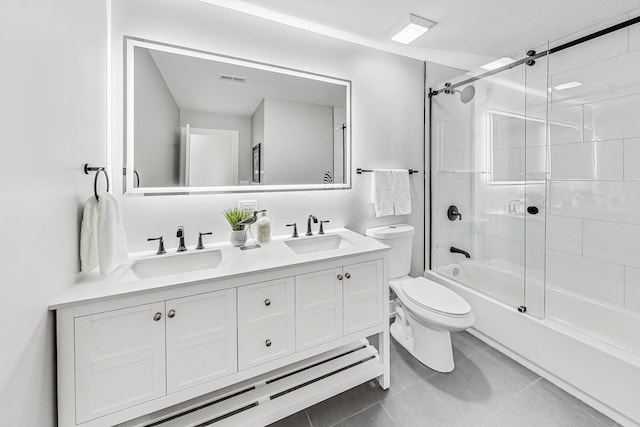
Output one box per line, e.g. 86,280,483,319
223,207,251,247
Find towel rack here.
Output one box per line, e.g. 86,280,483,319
357,168,419,175
123,167,141,188
83,163,110,200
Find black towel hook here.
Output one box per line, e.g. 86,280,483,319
84,163,110,201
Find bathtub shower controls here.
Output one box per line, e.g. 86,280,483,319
527,206,539,215
447,205,462,221
176,226,187,252
450,246,471,258
306,215,318,236
319,220,330,235
196,232,213,250
147,236,166,255
286,223,299,238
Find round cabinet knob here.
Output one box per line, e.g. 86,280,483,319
527,206,539,215
337,274,343,280
265,339,272,347
345,273,351,279
264,298,271,306
153,312,162,321
168,309,176,318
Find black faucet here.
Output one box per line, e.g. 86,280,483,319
306,214,318,236
447,205,462,221
450,246,470,258
176,226,187,252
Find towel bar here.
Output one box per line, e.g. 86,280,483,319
357,168,419,175
83,164,110,201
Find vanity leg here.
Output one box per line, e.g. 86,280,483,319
377,329,390,390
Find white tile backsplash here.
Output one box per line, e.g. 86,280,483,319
550,140,623,181
625,267,640,312
546,215,582,255
584,94,640,141
583,220,640,268
624,138,640,181
546,250,624,306
630,10,640,52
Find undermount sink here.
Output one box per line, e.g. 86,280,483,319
284,234,351,255
131,249,222,279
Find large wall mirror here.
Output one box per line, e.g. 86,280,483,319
124,38,351,195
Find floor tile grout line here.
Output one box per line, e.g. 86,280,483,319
379,401,399,426
326,401,382,427
538,379,615,425
471,377,543,426
305,409,314,427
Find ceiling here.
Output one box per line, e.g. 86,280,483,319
201,0,640,70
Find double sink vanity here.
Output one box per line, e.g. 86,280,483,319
50,228,390,427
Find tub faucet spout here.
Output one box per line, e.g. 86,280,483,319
450,246,471,258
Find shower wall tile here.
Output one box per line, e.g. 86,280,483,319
495,214,525,243
525,145,547,180
525,77,548,115
549,181,640,225
492,148,524,181
546,215,582,255
525,115,547,147
625,267,640,312
550,51,640,110
432,208,472,238
583,94,640,141
493,114,525,149
548,106,583,144
433,119,473,152
630,10,640,52
546,287,640,354
624,138,640,181
547,17,629,75
546,250,624,306
550,140,623,181
431,178,472,209
583,220,640,268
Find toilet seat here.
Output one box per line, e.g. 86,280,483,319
395,277,471,318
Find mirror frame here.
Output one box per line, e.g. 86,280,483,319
124,37,352,195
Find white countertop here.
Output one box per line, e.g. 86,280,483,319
49,228,389,310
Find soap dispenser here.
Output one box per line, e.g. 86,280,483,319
256,210,271,244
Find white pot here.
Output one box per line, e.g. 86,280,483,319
230,229,247,247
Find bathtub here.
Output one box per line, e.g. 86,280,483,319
426,267,640,427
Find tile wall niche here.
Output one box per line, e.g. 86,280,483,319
546,11,640,354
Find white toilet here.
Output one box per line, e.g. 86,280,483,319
365,224,475,373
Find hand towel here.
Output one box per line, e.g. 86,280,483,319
96,193,129,275
370,169,395,217
392,169,412,215
80,197,98,273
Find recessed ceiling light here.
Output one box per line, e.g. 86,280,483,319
390,14,436,45
551,81,582,91
480,57,515,71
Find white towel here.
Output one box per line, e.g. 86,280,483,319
80,193,128,274
80,197,98,273
392,169,412,215
370,169,395,217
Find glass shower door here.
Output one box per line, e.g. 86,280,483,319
431,56,546,316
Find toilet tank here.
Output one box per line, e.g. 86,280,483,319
365,224,415,279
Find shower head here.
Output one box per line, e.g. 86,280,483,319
443,83,475,104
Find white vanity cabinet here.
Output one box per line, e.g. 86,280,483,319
73,288,237,424
52,230,390,427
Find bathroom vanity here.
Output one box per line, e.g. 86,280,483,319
50,229,390,427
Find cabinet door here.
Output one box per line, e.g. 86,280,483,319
343,260,383,335
166,289,237,394
295,268,343,351
75,302,166,423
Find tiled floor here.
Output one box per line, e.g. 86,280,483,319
269,332,618,427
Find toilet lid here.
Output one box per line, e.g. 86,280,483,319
402,277,471,316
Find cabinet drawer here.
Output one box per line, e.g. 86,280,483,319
238,277,294,328
238,318,294,370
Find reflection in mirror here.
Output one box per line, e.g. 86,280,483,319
125,38,351,194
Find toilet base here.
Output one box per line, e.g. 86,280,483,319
390,317,455,373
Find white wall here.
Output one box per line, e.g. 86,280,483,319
134,48,181,187
0,0,107,426
263,98,333,185
111,0,426,275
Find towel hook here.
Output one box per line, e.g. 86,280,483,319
84,163,110,201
